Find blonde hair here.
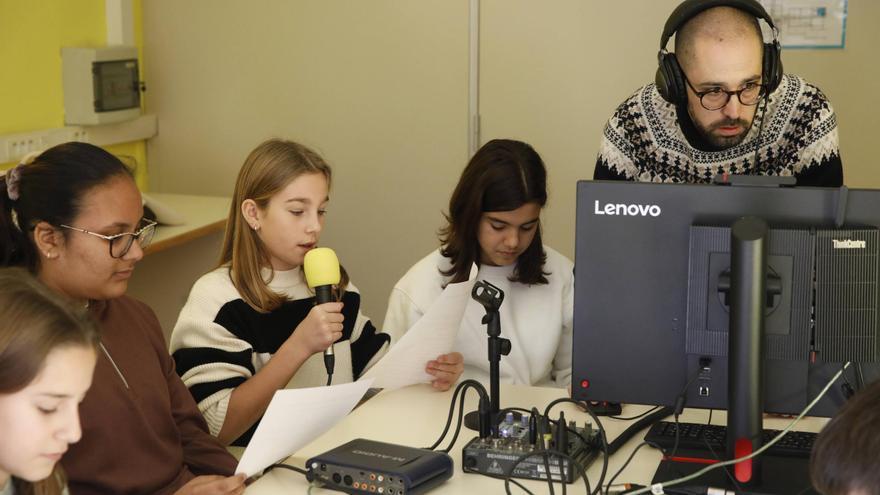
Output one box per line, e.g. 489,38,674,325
219,138,337,312
0,267,100,495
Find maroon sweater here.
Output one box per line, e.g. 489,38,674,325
62,296,237,494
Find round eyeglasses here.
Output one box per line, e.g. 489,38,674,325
684,76,765,111
59,219,157,258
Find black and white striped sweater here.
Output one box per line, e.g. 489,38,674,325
595,74,842,186
169,266,389,446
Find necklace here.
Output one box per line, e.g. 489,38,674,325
100,342,130,390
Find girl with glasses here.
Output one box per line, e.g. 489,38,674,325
170,138,464,446
0,267,99,495
0,143,243,495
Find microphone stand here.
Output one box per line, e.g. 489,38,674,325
465,280,509,433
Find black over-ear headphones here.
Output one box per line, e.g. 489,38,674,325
655,0,783,106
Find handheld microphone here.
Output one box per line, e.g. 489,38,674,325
303,247,341,385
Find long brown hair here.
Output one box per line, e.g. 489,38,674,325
219,138,346,312
439,139,549,284
0,267,100,495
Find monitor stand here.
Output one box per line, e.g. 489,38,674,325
652,451,818,495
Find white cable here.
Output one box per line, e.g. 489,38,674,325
627,362,850,495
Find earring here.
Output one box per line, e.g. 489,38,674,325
45,252,56,259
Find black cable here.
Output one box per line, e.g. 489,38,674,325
603,441,661,493
841,362,856,399
324,350,334,386
545,416,604,495
478,471,534,494
706,409,713,426
606,407,672,456
503,447,592,495
424,379,488,451
424,381,466,451
667,363,704,460
266,462,309,477
669,413,682,460
537,410,556,495
544,398,609,495
608,406,661,421
556,449,567,495
700,429,744,492
440,385,472,453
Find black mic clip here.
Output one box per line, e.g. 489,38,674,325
472,280,504,313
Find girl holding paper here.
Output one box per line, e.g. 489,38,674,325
170,139,463,447
383,139,574,388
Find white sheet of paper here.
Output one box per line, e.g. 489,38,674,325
360,269,477,390
235,378,374,477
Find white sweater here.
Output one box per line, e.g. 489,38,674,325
383,246,573,388
169,266,389,445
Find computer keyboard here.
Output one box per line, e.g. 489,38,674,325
644,421,817,458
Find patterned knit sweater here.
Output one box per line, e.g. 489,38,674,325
595,74,842,186
169,266,390,446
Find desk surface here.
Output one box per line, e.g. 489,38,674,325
245,384,827,493
144,192,230,255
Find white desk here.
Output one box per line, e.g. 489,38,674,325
245,384,827,493
143,192,230,255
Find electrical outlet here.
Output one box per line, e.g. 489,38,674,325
71,129,89,142
6,137,39,162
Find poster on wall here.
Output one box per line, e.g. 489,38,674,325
759,0,848,49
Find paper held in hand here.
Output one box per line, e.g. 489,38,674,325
360,267,477,390
235,378,375,477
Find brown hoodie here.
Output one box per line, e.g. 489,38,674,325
61,296,237,494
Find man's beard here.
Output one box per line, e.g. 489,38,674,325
694,117,753,149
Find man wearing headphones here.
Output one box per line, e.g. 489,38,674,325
595,0,842,186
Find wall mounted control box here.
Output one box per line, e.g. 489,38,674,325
61,46,142,125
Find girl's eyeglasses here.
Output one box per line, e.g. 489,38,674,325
59,219,157,258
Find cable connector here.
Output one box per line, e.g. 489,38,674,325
673,394,687,417
478,393,491,439
324,353,335,386
554,411,568,451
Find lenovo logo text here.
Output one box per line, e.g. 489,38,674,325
594,200,661,217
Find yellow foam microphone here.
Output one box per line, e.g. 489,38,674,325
303,247,341,384
304,247,341,298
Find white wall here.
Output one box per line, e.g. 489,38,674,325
141,0,880,328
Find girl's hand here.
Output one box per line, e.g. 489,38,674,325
426,352,464,391
174,474,246,495
288,302,344,356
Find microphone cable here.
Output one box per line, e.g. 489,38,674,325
324,284,343,386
